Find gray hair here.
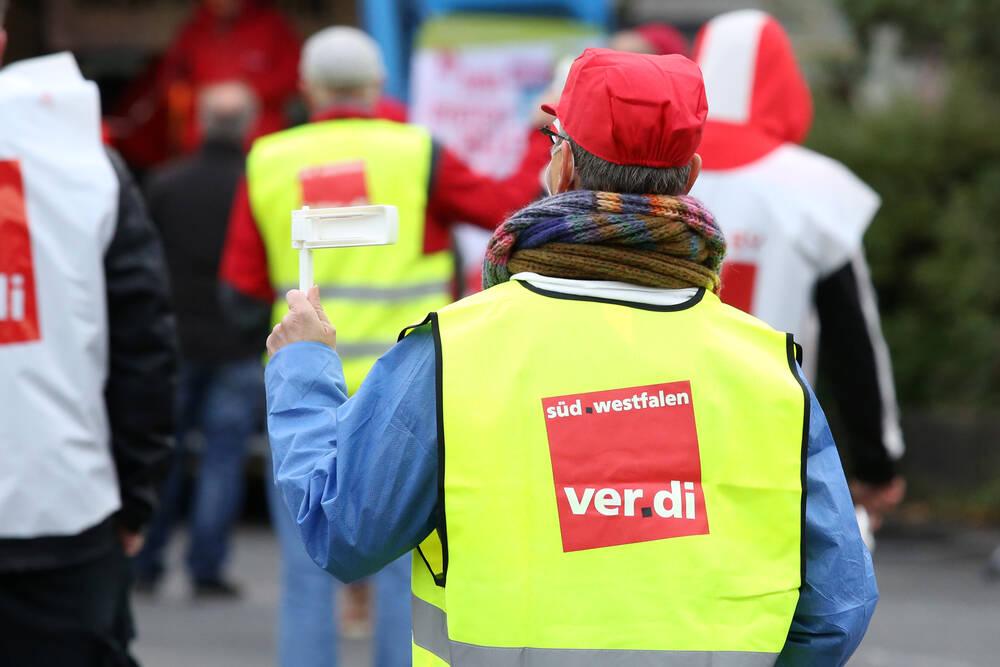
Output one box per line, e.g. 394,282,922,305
197,82,258,145
569,139,691,196
301,26,385,89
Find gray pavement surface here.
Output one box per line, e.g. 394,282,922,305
133,526,1000,667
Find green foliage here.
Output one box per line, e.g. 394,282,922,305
807,70,1000,408
840,0,1000,65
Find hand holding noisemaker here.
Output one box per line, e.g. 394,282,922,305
267,205,400,357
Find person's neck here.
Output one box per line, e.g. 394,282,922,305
311,103,375,123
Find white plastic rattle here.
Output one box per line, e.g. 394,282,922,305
291,205,399,291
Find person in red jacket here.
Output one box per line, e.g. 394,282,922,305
219,37,547,306
220,127,547,304
218,27,549,666
112,0,300,166
163,0,300,149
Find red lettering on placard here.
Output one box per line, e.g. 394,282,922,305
542,381,708,552
0,160,41,345
299,161,369,207
720,261,757,314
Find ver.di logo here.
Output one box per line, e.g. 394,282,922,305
541,380,709,552
0,160,40,346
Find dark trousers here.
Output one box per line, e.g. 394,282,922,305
134,358,263,583
0,544,138,667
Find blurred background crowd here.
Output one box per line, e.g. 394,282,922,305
2,0,1000,666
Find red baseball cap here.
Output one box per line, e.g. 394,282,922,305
542,48,708,168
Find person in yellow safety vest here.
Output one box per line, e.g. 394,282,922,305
262,49,878,666
218,24,549,667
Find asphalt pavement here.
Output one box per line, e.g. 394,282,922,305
132,525,1000,667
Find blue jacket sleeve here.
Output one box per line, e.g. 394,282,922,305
265,331,439,582
778,376,879,666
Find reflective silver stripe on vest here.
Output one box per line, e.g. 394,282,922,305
412,596,778,667
413,596,452,662
336,341,396,359
275,281,450,303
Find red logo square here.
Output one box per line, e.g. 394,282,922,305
0,160,40,345
299,161,369,207
542,381,708,552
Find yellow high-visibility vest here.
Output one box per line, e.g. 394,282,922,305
404,280,807,667
247,118,453,393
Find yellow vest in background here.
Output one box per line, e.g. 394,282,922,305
405,280,807,666
247,118,452,393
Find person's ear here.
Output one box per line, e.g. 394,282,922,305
553,142,576,194
0,30,7,66
683,153,702,194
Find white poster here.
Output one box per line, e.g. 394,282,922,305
411,22,600,294
412,44,556,177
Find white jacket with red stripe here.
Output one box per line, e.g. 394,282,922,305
0,54,121,537
690,10,904,483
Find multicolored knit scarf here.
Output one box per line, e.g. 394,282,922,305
483,190,726,292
